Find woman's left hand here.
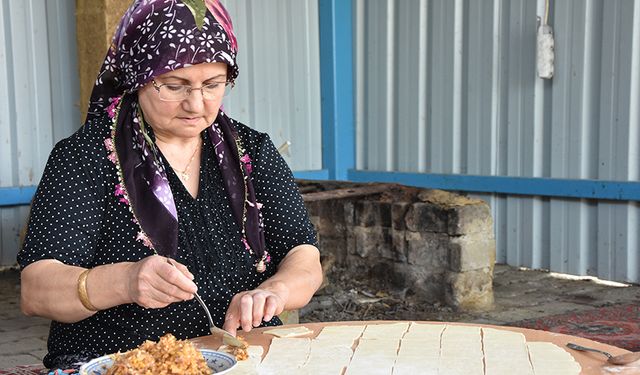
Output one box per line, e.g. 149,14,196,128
222,245,322,336
222,287,288,335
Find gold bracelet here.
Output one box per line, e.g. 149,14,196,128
77,269,99,311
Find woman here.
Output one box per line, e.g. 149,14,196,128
17,0,322,370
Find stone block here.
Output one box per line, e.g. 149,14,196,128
304,200,321,217
418,189,480,206
378,228,394,260
353,226,383,258
406,231,448,268
317,216,345,238
391,229,407,263
353,226,394,260
391,202,410,230
408,271,447,303
379,201,392,228
344,201,356,226
405,202,449,233
448,202,494,236
449,232,496,272
345,231,356,257
445,269,494,311
355,200,392,228
318,236,348,263
329,200,347,225
354,200,375,227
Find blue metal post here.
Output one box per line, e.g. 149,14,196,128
318,0,355,180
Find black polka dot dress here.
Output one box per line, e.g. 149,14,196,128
17,113,317,369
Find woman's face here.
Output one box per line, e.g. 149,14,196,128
138,62,228,140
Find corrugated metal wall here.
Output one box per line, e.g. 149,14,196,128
355,0,640,283
0,0,80,265
223,0,323,172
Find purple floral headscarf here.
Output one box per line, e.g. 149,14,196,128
89,0,269,272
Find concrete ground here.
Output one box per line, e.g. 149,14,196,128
0,269,49,368
1,265,639,369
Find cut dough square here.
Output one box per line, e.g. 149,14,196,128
313,336,359,348
395,355,439,367
392,362,439,375
403,323,446,340
442,325,482,337
530,362,581,375
345,360,394,375
482,328,526,343
316,325,365,340
483,331,530,363
440,339,483,358
527,342,581,375
485,361,534,375
259,337,311,372
349,353,396,366
354,339,400,358
484,346,530,362
297,363,347,375
361,322,410,339
305,340,354,366
314,325,365,347
397,340,440,358
262,326,314,338
344,367,393,375
438,358,484,375
263,337,311,361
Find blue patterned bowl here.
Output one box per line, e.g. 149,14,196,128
79,349,236,375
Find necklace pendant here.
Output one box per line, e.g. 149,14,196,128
180,172,189,181
256,260,266,273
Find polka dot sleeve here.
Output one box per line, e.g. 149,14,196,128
241,128,317,266
18,129,107,269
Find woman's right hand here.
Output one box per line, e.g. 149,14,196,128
126,255,197,309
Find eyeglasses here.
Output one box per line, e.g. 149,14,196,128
151,79,235,101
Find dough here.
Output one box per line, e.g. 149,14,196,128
257,337,310,374
527,342,581,375
298,339,354,373
361,322,410,340
314,325,365,347
217,345,263,375
402,322,446,340
262,326,314,338
248,323,582,375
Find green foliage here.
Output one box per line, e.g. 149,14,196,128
182,0,207,30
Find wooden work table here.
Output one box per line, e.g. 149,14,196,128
191,321,634,375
